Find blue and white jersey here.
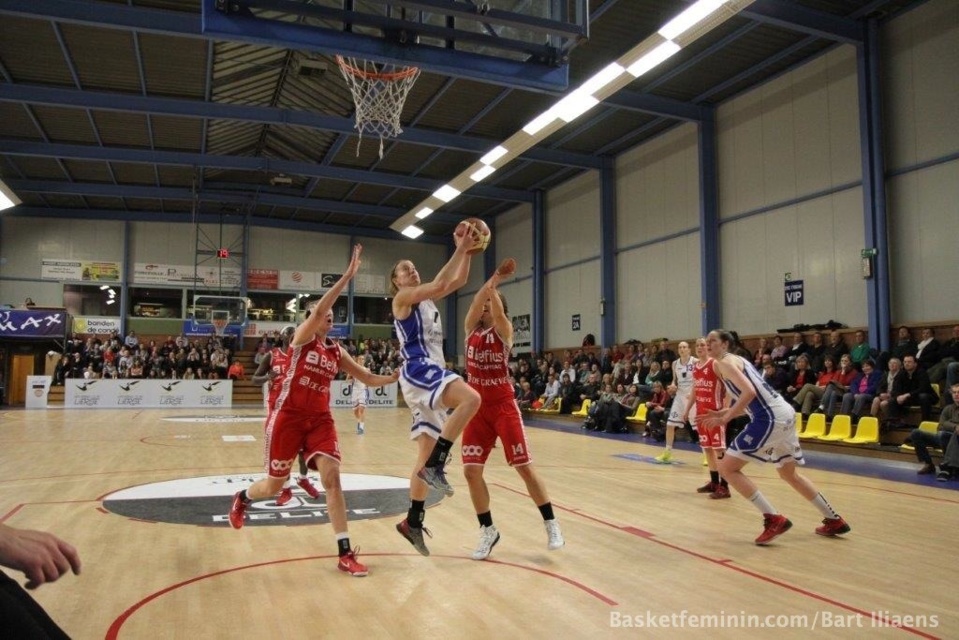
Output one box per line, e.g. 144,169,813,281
672,356,698,397
721,353,794,424
394,299,445,366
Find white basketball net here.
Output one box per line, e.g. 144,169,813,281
211,317,229,337
336,56,421,158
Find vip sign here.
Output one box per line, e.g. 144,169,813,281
100,474,443,527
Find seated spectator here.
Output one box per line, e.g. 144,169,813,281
517,381,537,410
823,330,849,365
906,383,959,475
637,361,664,396
643,382,672,441
584,383,618,431
915,327,941,371
885,354,936,424
791,355,838,419
879,325,917,371
838,359,882,424
227,360,245,380
784,355,814,404
849,329,871,366
128,358,145,378
769,334,788,365
183,367,196,380
929,324,959,384
605,383,640,433
762,362,789,395
820,354,858,417
807,332,827,372
752,337,771,371
871,357,904,419
784,332,809,370
558,374,577,415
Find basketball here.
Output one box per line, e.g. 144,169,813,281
455,217,491,255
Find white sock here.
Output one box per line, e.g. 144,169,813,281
810,493,839,519
748,491,776,515
359,422,365,430
335,531,350,542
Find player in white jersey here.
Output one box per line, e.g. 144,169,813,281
655,341,697,464
697,329,850,545
349,354,370,434
389,226,483,555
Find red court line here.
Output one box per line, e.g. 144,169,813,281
105,552,616,638
489,482,939,639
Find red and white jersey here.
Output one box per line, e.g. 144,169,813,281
692,357,724,412
266,346,292,411
465,326,514,404
274,336,341,416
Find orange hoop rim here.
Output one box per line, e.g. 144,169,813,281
211,318,229,335
335,55,420,81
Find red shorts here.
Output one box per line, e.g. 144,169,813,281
698,424,726,449
462,399,531,467
265,410,340,477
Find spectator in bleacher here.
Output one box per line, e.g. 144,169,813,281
785,332,809,370
770,334,787,363
762,361,789,395
879,325,918,371
915,327,941,371
752,337,771,371
885,354,936,424
659,359,674,387
52,355,71,386
578,371,601,408
849,330,871,366
644,381,672,441
824,330,849,366
125,331,139,349
128,358,144,378
820,354,858,417
655,339,676,366
227,360,245,380
871,357,904,419
558,374,577,415
540,373,561,410
784,355,814,404
838,358,882,424
929,325,959,385
906,383,959,475
517,381,536,411
606,383,640,433
637,361,664,397
791,355,838,419
807,332,827,372
101,362,118,379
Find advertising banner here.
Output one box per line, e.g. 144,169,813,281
64,379,233,409
73,317,122,335
41,259,121,282
0,310,68,338
25,375,52,409
330,381,398,410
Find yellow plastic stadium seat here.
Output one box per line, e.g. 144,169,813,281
572,399,591,418
626,403,648,424
817,414,853,441
798,413,826,439
795,414,804,435
900,420,939,452
843,417,880,444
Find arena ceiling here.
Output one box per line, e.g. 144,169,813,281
0,0,921,244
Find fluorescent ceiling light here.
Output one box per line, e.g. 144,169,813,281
100,285,110,290
578,62,626,96
555,93,599,123
401,225,424,239
0,178,21,211
105,299,115,305
414,207,434,219
469,165,496,182
627,41,681,77
433,184,461,203
522,111,557,136
480,146,508,166
659,0,729,41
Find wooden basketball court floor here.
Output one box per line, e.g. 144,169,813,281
0,406,955,639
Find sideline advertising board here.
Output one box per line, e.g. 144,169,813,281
64,379,233,409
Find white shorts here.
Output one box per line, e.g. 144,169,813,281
726,415,804,468
399,359,460,440
667,392,695,427
351,389,369,408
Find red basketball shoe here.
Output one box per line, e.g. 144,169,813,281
754,514,792,545
815,516,851,537
296,477,322,499
337,548,368,577
275,487,293,506
229,492,248,530
709,485,731,499
696,481,716,494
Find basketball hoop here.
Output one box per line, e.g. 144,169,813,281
211,317,229,337
336,55,421,158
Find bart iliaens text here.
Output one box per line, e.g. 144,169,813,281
609,610,939,629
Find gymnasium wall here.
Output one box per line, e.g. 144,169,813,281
882,0,959,323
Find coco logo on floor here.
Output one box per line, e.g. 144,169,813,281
100,474,442,527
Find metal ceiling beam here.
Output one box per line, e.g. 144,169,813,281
0,139,533,203
0,0,704,123
740,0,864,44
5,206,447,243
0,84,600,170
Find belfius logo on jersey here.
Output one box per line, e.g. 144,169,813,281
100,474,443,527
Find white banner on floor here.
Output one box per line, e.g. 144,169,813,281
63,379,233,409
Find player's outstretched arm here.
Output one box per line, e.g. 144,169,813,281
250,351,274,385
293,244,361,346
339,347,400,387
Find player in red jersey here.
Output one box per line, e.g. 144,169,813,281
250,325,321,506
229,245,399,576
461,262,564,560
683,337,730,499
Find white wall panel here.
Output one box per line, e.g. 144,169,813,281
792,56,833,194
545,259,600,348
887,162,959,322
248,227,350,272
760,74,798,204
0,218,123,279
130,221,245,267
883,0,959,170
545,171,599,268
825,47,861,186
